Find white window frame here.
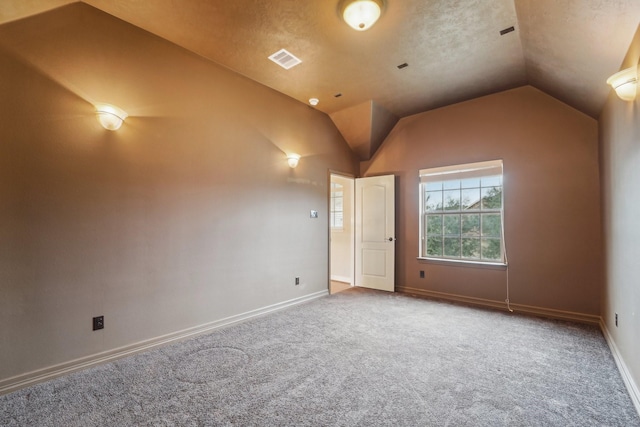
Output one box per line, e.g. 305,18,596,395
330,182,344,231
418,160,506,265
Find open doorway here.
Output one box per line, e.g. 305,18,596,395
329,173,355,294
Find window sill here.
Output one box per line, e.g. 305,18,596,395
417,257,507,270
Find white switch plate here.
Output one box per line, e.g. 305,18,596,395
310,210,318,218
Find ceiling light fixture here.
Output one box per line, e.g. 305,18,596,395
607,67,637,101
95,103,128,131
309,98,319,106
287,153,301,168
342,0,383,31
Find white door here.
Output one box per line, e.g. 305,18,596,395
355,175,395,292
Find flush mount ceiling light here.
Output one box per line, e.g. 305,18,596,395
342,0,383,31
287,153,301,168
95,103,128,131
309,98,319,106
607,67,637,101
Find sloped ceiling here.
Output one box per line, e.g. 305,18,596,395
1,0,638,158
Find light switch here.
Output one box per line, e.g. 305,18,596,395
310,210,318,218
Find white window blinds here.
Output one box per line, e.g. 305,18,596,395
419,160,503,183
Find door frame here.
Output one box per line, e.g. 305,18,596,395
328,171,355,292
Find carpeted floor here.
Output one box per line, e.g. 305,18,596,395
1,288,639,426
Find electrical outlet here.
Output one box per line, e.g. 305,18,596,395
615,313,618,327
295,277,300,286
93,316,104,331
419,270,425,278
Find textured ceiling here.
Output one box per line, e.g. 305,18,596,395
1,0,638,120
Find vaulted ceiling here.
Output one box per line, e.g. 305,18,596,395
1,0,639,158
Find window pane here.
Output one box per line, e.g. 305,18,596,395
482,214,501,237
426,215,442,235
334,197,343,211
426,191,443,211
334,213,343,228
481,187,502,209
426,182,442,191
419,162,504,264
461,214,480,236
443,190,460,210
482,175,502,187
443,180,461,190
444,237,460,257
481,238,501,261
461,178,480,189
462,238,480,259
461,188,481,210
427,236,443,256
443,215,460,235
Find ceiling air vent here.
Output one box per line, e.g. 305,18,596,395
268,49,302,70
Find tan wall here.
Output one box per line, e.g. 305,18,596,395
362,86,602,315
599,26,640,400
0,4,358,385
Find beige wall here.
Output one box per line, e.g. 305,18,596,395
362,86,602,315
599,26,640,402
0,4,358,385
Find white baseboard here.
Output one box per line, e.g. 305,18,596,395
396,286,601,325
600,320,640,417
0,290,328,395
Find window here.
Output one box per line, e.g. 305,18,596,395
330,182,344,230
419,160,504,264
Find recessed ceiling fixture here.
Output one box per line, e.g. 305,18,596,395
309,98,319,106
268,49,302,70
607,67,637,101
342,0,383,31
500,26,515,36
397,62,409,69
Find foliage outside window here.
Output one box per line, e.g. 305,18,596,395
419,160,505,264
330,182,344,230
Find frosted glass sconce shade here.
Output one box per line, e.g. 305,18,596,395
607,67,637,101
95,103,128,130
287,154,300,168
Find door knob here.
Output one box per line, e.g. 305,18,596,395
388,237,396,241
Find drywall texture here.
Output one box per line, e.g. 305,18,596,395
362,86,602,315
599,26,640,402
0,4,358,385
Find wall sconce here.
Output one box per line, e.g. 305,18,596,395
607,67,637,101
342,0,383,31
95,103,128,130
287,153,300,168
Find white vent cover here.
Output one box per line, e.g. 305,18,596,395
268,49,302,70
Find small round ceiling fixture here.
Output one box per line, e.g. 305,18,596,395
309,98,319,106
342,0,383,31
